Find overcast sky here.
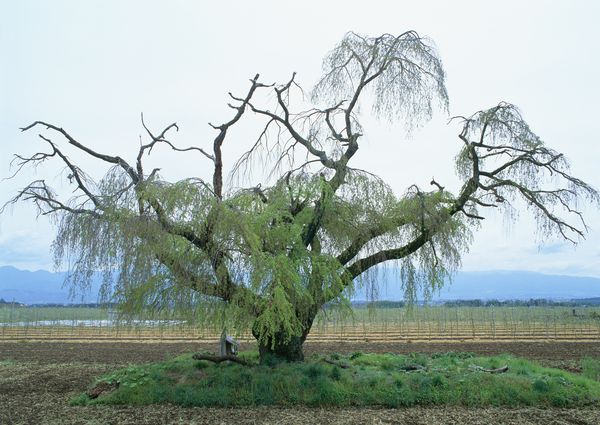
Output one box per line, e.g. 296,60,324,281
1,0,599,277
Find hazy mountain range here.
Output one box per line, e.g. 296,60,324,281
0,266,102,304
1,265,600,305
359,270,600,302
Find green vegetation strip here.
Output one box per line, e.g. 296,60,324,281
72,352,600,408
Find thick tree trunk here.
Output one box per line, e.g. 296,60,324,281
257,332,307,362
252,313,316,363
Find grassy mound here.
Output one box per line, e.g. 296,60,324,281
72,351,600,408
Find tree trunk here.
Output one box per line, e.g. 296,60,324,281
252,312,316,363
257,332,307,363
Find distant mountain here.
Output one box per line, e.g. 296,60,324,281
359,270,600,301
1,266,600,305
0,266,100,305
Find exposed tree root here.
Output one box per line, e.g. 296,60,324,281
399,364,426,372
192,353,254,367
469,365,509,374
322,358,351,369
87,381,119,399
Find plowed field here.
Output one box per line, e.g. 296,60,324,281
1,340,600,424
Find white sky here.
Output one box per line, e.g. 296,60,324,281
1,0,599,277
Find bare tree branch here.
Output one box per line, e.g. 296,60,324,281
20,121,139,183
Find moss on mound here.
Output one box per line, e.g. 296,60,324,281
72,351,600,408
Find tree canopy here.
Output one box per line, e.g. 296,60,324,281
5,31,598,361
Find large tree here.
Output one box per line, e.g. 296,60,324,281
6,31,598,361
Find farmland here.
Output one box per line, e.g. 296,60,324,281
2,305,600,424
2,340,600,424
2,304,599,342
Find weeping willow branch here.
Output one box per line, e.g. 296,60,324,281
5,32,598,359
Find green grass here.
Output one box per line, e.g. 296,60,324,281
73,352,600,408
582,358,600,381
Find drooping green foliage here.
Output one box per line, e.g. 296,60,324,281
454,102,599,243
313,31,449,128
7,31,598,359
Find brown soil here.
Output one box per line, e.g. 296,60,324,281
1,340,600,424
2,340,600,365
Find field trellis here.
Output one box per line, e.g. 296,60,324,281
1,305,600,342
311,306,600,342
